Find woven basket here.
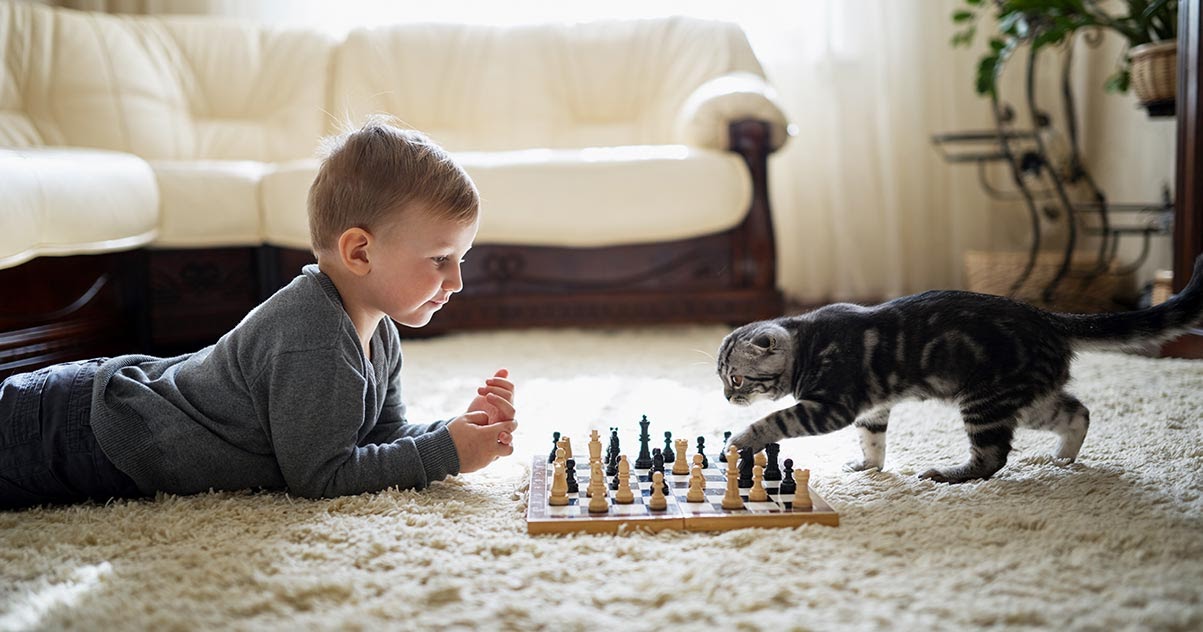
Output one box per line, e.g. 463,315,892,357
964,250,1134,313
1129,41,1177,106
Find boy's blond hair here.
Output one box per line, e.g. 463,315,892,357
307,116,479,253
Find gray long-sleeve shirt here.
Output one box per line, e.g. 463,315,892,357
89,265,460,498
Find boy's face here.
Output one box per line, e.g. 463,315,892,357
367,208,479,328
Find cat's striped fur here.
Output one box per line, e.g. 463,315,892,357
718,255,1203,483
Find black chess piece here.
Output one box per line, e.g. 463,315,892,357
548,431,561,463
764,443,782,481
651,448,664,475
610,469,622,490
779,458,796,495
635,415,653,469
737,447,754,488
662,431,675,463
566,459,579,494
696,436,708,469
719,430,732,462
605,443,619,477
609,427,620,454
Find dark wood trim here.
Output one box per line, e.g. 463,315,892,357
1164,0,1203,358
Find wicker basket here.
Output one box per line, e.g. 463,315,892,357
1129,41,1177,106
964,250,1134,313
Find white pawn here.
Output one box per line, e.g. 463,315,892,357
749,464,768,502
686,465,706,502
615,456,635,504
648,471,668,510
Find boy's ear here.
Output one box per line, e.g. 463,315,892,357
337,227,373,276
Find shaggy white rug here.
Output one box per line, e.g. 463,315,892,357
2,326,1202,631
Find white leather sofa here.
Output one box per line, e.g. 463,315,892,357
0,2,790,373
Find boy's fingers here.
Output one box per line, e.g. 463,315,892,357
489,420,518,434
496,441,514,457
476,386,513,401
493,368,509,379
497,431,513,446
463,411,491,425
486,393,515,418
484,377,514,392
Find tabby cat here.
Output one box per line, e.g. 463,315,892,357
718,255,1203,483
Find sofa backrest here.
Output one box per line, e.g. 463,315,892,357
332,16,767,151
0,2,332,161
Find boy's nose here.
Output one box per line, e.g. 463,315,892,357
444,262,464,293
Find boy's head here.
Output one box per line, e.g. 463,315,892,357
308,117,480,328
308,116,479,254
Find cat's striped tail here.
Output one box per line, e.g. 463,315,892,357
1050,254,1203,352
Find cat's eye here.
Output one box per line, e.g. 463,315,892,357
730,375,744,388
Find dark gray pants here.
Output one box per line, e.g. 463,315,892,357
0,359,142,510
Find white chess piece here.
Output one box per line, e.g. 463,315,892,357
749,464,768,502
648,471,668,510
672,438,689,475
588,461,609,512
686,465,706,502
549,460,569,506
615,456,634,504
588,430,603,464
794,468,812,510
722,445,743,509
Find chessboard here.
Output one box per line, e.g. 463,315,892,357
526,428,840,534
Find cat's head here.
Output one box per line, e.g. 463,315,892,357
717,321,793,405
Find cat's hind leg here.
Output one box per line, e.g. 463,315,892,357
844,407,890,472
920,389,1026,484
1020,391,1090,463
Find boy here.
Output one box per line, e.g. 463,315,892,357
0,118,516,510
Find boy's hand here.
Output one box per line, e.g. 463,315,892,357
467,369,514,421
447,411,517,473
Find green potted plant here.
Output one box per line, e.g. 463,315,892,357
951,0,1179,106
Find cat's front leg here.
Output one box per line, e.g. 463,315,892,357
844,407,890,472
729,399,855,454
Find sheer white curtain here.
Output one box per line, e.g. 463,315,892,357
69,0,1020,302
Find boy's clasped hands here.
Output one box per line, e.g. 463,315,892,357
448,368,518,473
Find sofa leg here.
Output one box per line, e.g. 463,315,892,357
120,249,152,353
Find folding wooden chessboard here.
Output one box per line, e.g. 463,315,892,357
526,455,839,534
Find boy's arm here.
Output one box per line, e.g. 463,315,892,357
362,342,448,444
261,348,460,498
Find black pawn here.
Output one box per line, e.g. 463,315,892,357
548,431,561,463
610,468,622,490
737,447,754,488
696,436,708,469
651,448,664,475
764,443,782,481
565,459,579,494
662,431,675,463
779,458,797,495
719,430,732,462
635,416,653,469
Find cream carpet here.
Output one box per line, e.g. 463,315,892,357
2,326,1202,631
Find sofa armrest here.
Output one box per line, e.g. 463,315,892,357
675,72,791,152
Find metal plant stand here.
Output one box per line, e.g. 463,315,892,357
932,32,1173,304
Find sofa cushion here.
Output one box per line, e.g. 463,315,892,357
332,17,773,151
260,146,751,250
150,161,267,248
0,2,332,161
0,148,158,270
